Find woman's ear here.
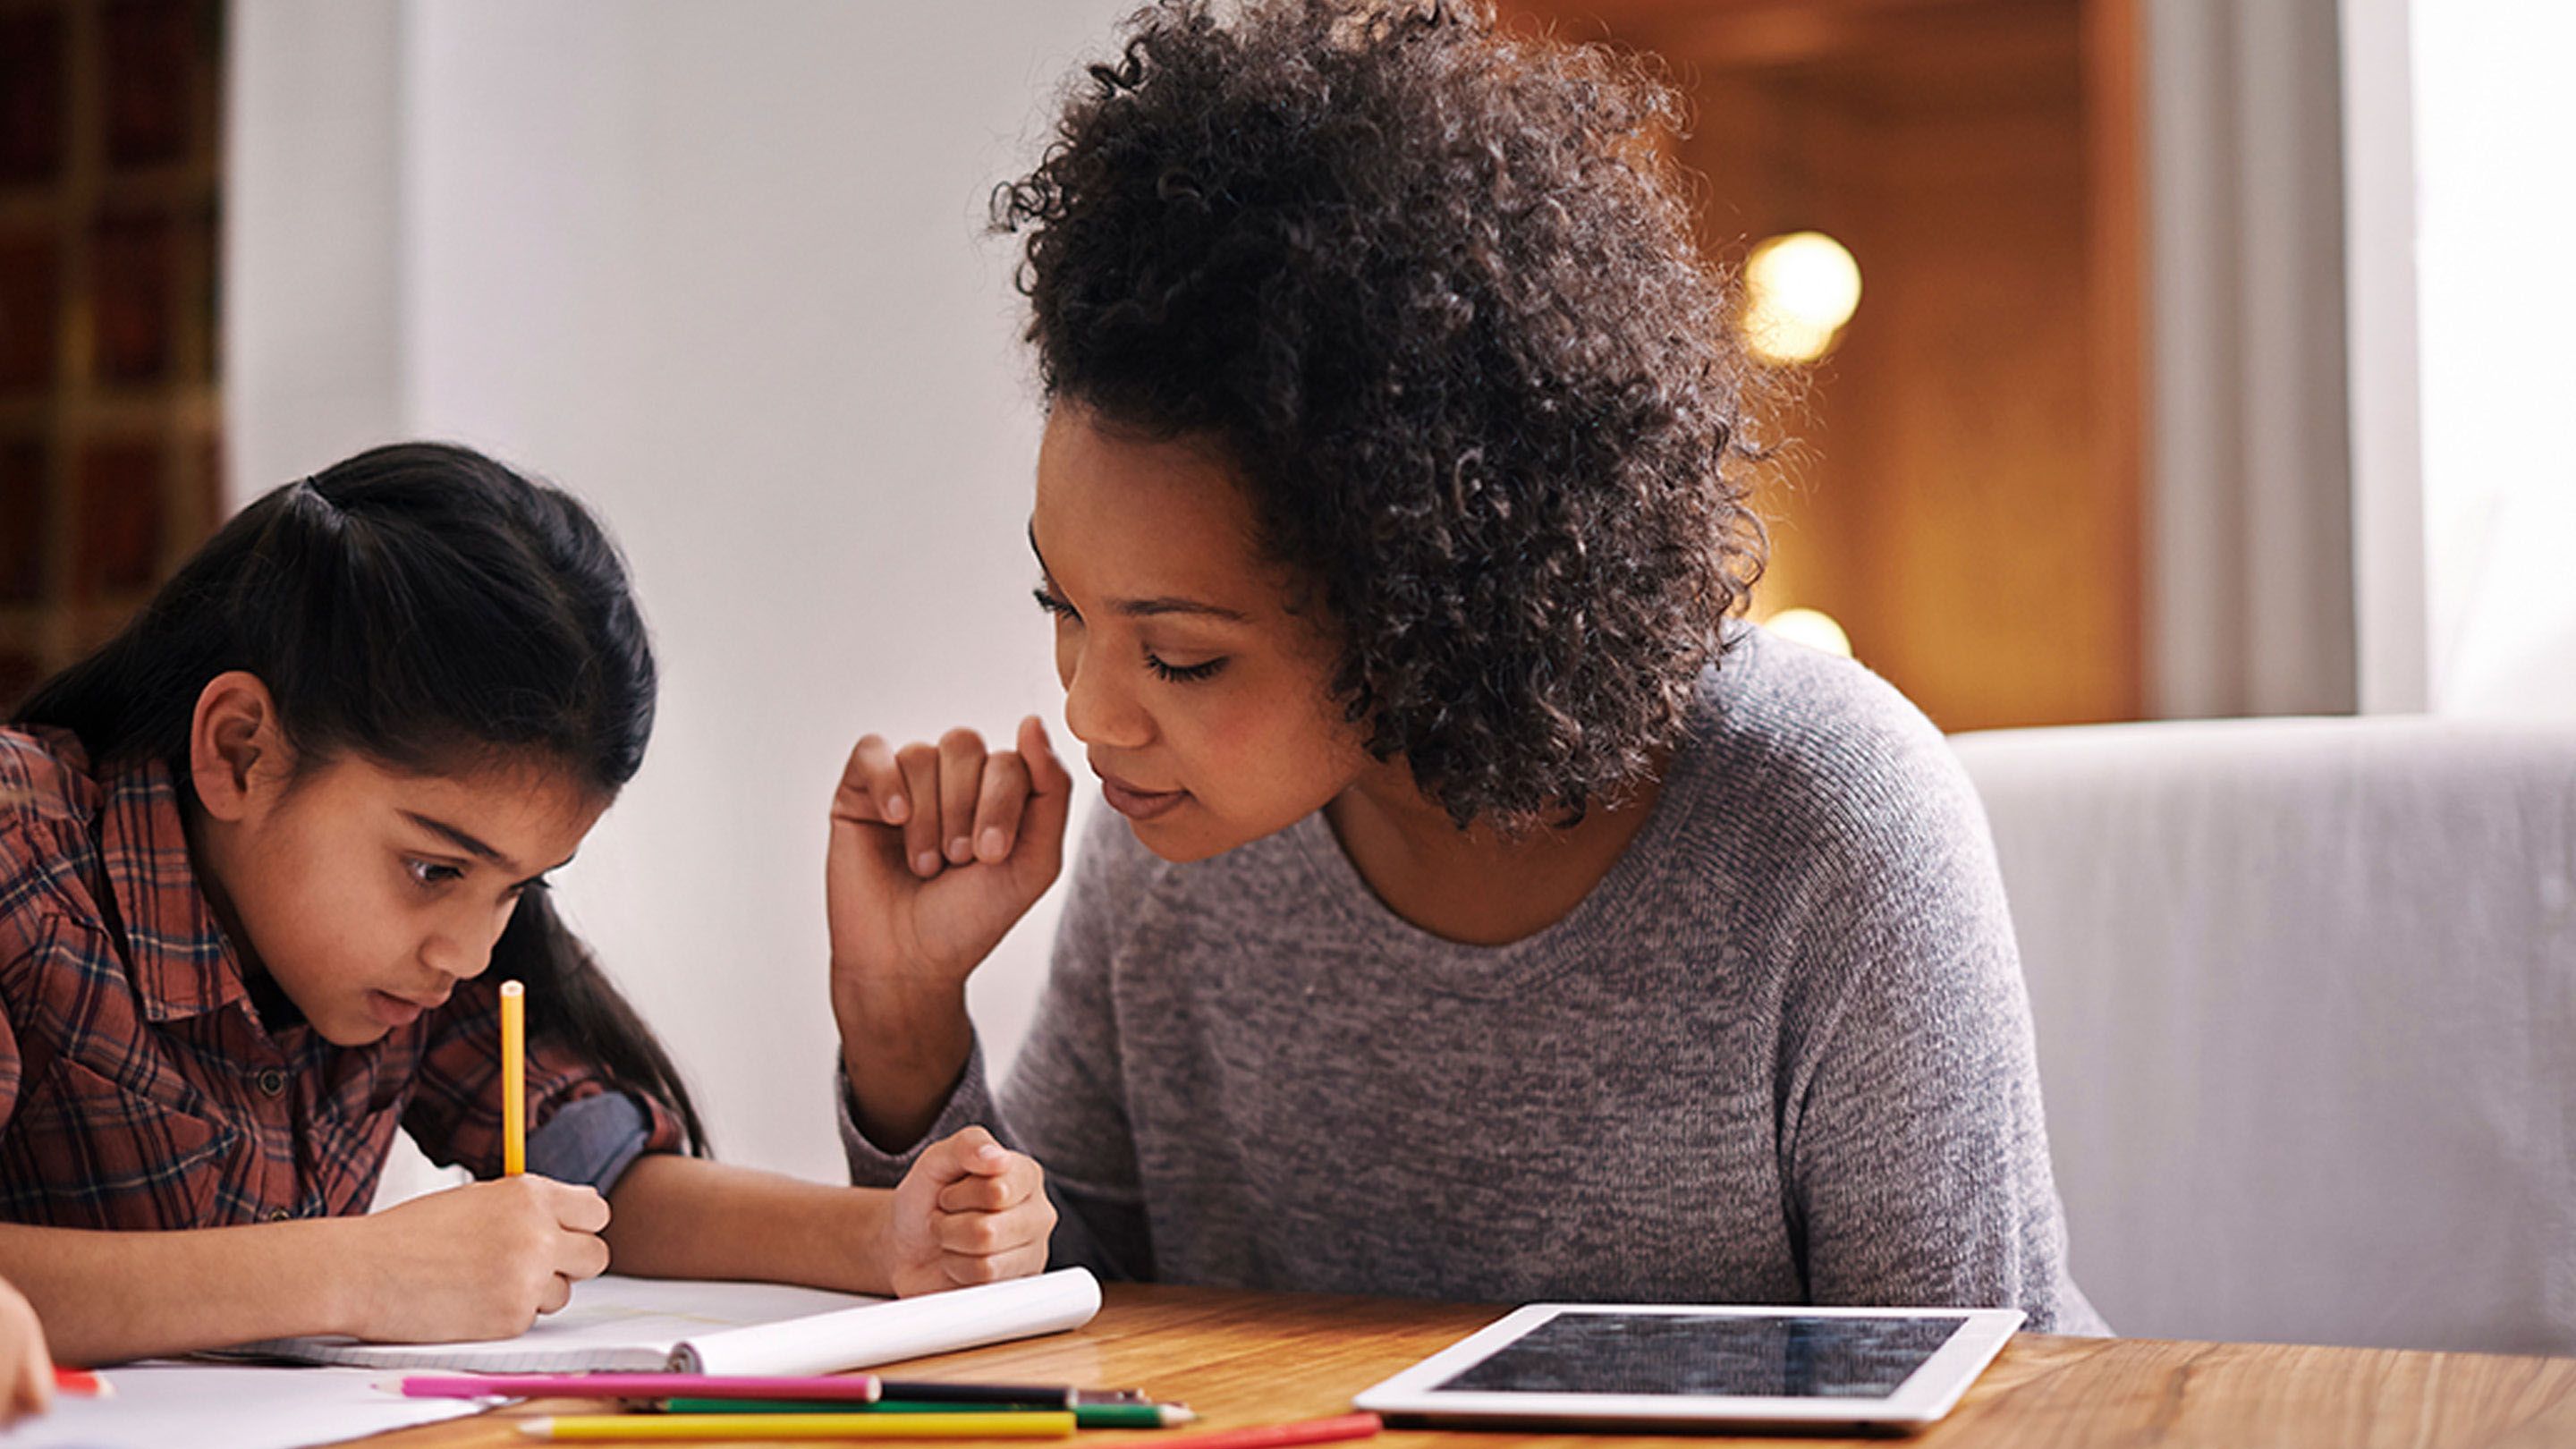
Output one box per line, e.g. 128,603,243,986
189,671,292,823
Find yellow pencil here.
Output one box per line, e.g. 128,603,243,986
516,1411,1077,1441
500,979,526,1176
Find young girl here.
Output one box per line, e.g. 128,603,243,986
0,443,1054,1367
827,0,2101,1328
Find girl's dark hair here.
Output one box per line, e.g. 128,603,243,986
14,441,707,1154
1002,0,1768,829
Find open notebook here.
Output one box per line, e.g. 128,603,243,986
208,1267,1100,1376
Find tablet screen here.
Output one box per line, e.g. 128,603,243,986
1433,1312,1970,1401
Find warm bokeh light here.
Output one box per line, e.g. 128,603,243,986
1763,606,1854,659
1741,231,1862,365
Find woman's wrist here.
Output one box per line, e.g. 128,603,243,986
830,970,968,1047
833,977,973,1138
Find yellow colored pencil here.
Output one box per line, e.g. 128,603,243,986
516,1411,1078,1441
500,979,526,1176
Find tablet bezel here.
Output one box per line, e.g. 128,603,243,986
1350,1302,2025,1429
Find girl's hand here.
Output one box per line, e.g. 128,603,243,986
344,1176,613,1343
0,1276,51,1425
885,1128,1055,1297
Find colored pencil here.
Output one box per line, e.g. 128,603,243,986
52,1367,109,1397
665,1399,1195,1428
517,1411,1076,1440
393,1373,882,1402
499,980,527,1176
876,1380,1149,1407
1142,1413,1382,1449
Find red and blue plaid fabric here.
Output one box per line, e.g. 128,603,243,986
0,726,679,1229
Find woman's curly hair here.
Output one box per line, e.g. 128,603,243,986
999,0,1767,831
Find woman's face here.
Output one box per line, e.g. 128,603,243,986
1030,403,1375,862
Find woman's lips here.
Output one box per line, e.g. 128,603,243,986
1098,775,1190,821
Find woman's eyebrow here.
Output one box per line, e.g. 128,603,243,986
1028,521,1250,621
1114,596,1250,621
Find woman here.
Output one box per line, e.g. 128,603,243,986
826,0,2099,1328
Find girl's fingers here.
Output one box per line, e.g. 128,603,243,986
933,1208,1022,1256
913,1126,1005,1191
835,734,909,826
971,751,1034,864
895,742,945,877
937,1161,1031,1213
10,1355,47,1423
937,730,987,866
944,1240,1050,1288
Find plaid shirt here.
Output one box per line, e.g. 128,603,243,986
0,726,680,1230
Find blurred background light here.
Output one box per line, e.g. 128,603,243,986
1764,606,1854,659
1741,230,1862,365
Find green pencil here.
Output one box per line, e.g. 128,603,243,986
664,1399,1198,1428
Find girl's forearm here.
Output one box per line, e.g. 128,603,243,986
0,1218,365,1366
605,1155,895,1297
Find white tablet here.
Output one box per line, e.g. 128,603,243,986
1352,1303,2024,1434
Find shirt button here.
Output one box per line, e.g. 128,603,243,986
256,1069,288,1097
265,1207,292,1223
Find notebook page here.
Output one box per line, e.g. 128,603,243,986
210,1275,870,1371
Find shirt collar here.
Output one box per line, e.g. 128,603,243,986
94,758,252,1023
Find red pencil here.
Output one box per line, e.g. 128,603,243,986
53,1366,110,1397
1140,1412,1380,1449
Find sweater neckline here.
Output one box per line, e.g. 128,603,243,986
1283,657,1733,1001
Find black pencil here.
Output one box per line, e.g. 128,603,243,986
874,1382,1152,1409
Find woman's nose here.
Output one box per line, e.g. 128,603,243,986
1060,648,1152,750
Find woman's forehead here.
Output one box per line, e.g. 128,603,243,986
1031,407,1277,611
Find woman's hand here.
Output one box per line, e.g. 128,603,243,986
343,1176,612,1343
884,1128,1055,1297
827,716,1072,1144
0,1275,51,1425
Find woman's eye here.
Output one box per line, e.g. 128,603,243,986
1147,653,1226,684
405,859,463,888
1032,586,1077,619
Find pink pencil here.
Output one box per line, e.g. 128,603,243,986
394,1373,882,1402
1140,1413,1383,1449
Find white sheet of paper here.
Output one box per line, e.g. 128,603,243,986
214,1275,871,1372
206,1268,1103,1377
7,1363,480,1449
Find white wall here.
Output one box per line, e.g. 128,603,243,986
2405,3,2576,716
231,0,1129,1182
2337,0,2576,718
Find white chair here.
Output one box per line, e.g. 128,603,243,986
1952,716,2576,1353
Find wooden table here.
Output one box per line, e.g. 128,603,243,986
375,1284,2576,1449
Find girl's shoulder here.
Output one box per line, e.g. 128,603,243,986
0,726,98,817
0,727,113,964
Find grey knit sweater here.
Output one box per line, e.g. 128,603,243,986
845,628,2105,1332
